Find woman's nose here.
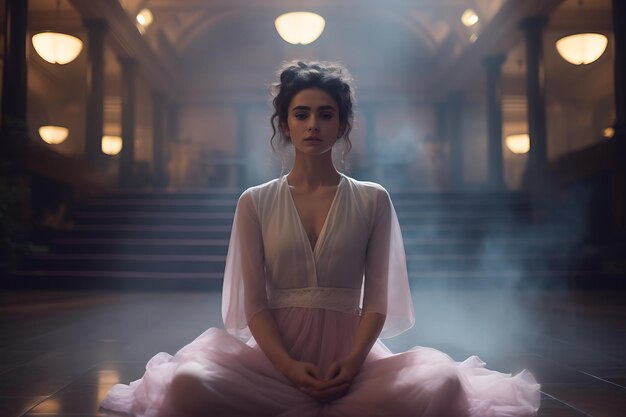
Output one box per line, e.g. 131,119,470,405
307,117,320,132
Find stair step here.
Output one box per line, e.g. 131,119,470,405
11,269,624,291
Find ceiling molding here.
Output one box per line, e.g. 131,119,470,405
68,0,180,98
147,0,470,11
430,0,567,98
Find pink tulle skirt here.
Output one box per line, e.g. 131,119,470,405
101,308,540,417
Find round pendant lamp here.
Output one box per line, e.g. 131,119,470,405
32,32,83,64
556,33,608,65
39,125,69,144
275,12,325,45
102,135,123,156
506,134,530,154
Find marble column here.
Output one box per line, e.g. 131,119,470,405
483,55,507,190
152,92,167,188
1,0,28,144
446,91,465,190
118,58,137,187
84,19,108,164
520,17,549,188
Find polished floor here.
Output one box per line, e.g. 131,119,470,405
1,289,625,417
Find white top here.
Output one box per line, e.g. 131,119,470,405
222,173,415,340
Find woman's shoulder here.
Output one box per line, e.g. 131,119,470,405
342,174,390,199
239,177,282,198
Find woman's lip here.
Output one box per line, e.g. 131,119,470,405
304,137,321,141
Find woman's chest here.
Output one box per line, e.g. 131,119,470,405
289,186,338,249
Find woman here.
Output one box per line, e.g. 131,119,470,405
101,61,540,417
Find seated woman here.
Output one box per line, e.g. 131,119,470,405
101,60,540,417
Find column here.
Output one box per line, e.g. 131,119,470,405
152,92,167,188
84,19,108,164
1,0,28,144
167,102,179,143
235,103,248,187
483,55,507,190
433,101,449,189
520,17,549,189
613,0,626,137
118,58,137,187
446,91,465,190
611,0,626,236
361,103,377,179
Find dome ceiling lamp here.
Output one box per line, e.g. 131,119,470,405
556,33,608,65
31,0,83,64
102,135,123,156
275,12,325,45
555,0,608,65
461,9,479,27
506,134,530,155
136,8,153,34
39,125,69,144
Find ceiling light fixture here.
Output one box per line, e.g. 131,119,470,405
556,33,608,65
31,0,83,64
555,0,607,65
275,12,325,45
506,134,530,154
39,125,69,144
136,8,153,28
102,135,123,156
461,9,479,27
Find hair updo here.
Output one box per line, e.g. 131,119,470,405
270,61,355,152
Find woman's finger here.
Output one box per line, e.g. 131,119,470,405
304,363,322,380
324,362,340,381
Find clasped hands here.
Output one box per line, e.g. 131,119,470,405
281,356,362,403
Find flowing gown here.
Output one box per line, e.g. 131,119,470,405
101,174,540,417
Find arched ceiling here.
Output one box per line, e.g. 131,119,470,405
17,0,614,103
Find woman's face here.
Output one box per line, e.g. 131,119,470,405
282,88,343,156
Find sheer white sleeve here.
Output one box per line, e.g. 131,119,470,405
362,188,415,338
221,189,268,341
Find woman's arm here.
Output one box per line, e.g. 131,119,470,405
247,309,294,373
347,311,386,364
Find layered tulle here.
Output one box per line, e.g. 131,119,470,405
101,307,540,417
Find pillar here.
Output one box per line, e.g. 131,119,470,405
1,0,28,144
84,19,108,164
446,91,465,190
613,0,626,136
520,17,549,189
235,103,248,187
119,58,137,187
611,0,626,236
152,92,167,188
483,55,507,190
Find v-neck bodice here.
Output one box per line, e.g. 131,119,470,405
284,174,345,256
222,173,415,341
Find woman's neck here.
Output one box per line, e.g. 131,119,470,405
287,149,340,189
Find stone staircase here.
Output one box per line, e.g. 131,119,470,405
11,186,616,291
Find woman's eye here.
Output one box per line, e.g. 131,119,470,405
294,113,307,120
320,113,334,120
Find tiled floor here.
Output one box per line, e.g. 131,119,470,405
1,290,624,417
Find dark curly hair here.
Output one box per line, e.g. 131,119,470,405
270,61,355,152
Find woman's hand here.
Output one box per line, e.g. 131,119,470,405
307,355,363,403
280,359,325,395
